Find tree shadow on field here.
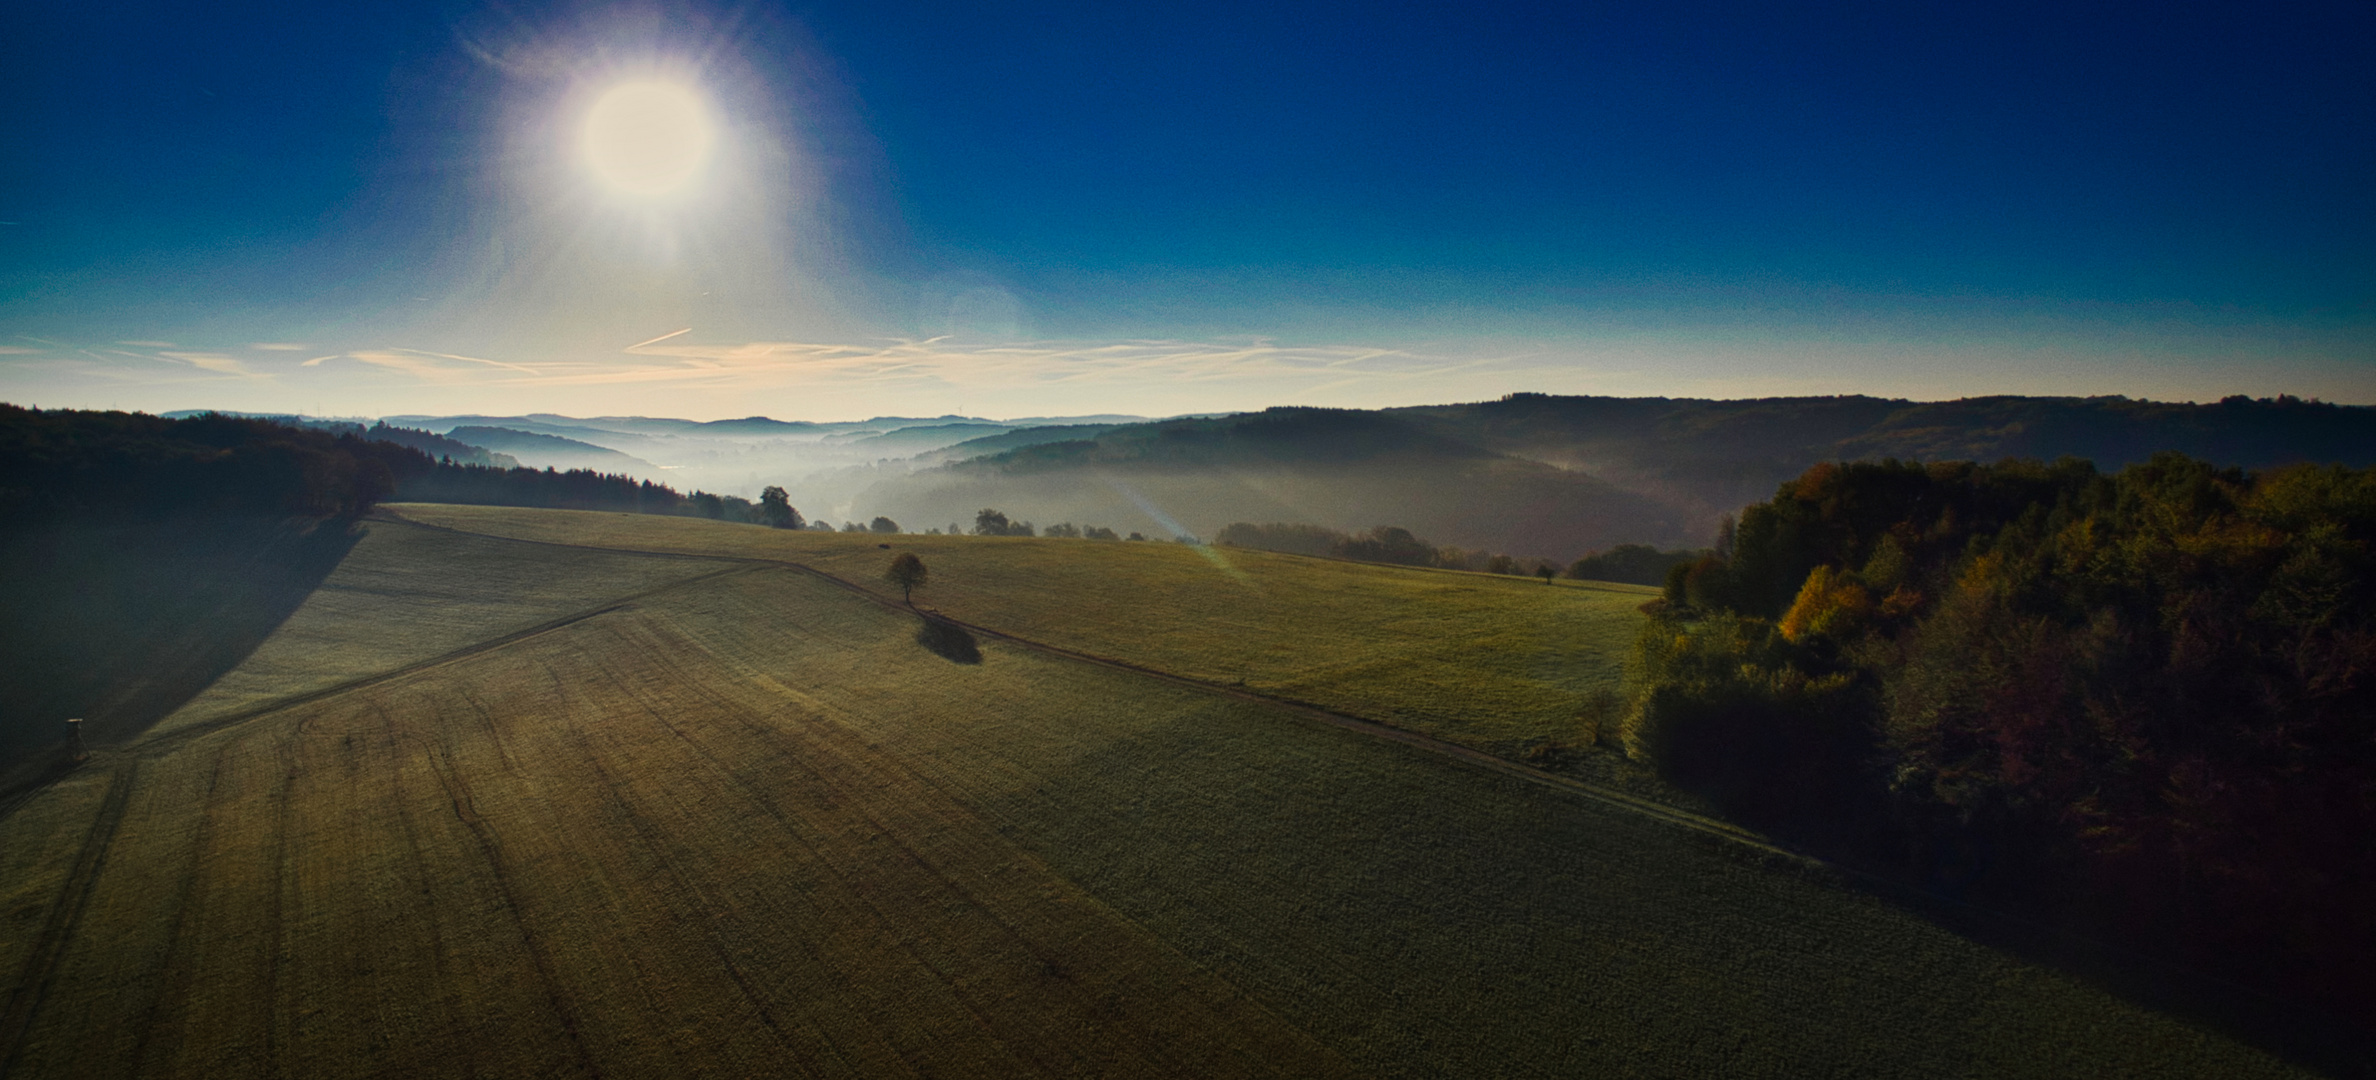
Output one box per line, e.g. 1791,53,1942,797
0,515,362,787
914,615,982,664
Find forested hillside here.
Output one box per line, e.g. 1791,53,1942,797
0,405,420,521
348,422,520,468
1623,453,2376,1024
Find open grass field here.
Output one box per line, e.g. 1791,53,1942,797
144,522,731,742
0,510,2321,1077
385,505,1657,758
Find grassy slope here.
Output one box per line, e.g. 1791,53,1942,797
0,513,2310,1077
146,521,723,738
385,505,1654,758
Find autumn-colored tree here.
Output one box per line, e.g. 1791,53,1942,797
1776,565,1872,643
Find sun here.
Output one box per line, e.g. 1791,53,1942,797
581,81,716,197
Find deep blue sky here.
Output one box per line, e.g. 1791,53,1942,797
3,1,2370,418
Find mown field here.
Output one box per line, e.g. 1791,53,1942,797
385,505,1656,756
0,511,2316,1077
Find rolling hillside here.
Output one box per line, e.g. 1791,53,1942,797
1389,392,2376,538
446,426,660,474
388,504,1659,759
844,395,2376,558
0,507,2329,1077
853,408,1692,556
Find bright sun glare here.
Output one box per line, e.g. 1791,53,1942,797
581,81,715,197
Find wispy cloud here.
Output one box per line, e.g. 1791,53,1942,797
348,350,469,382
159,351,262,376
345,348,544,382
115,340,174,347
301,355,339,366
249,342,308,351
590,336,1463,392
283,335,1538,417
392,348,543,375
0,346,41,355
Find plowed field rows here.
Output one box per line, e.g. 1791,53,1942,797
0,515,2307,1077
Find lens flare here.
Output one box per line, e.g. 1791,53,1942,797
581,81,715,196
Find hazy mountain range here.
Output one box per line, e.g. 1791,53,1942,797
175,394,2376,559
839,394,2374,555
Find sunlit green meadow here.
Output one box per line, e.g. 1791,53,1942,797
384,505,1654,754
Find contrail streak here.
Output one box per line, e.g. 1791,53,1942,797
625,328,694,352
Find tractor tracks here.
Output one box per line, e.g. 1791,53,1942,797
0,759,137,1074
0,561,759,1075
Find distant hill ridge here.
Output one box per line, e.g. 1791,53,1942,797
851,393,2375,556
445,426,660,474
448,426,635,457
1392,392,2373,471
146,395,2376,559
345,422,519,469
956,407,1500,473
953,394,2372,478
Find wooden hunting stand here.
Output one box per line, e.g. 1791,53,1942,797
66,718,88,763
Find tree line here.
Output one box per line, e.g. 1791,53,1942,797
1624,453,2375,1022
1,405,416,523
1215,520,1702,584
0,408,1048,542
970,508,1132,540
0,407,769,527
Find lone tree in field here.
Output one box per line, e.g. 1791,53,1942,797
885,552,929,604
759,485,803,530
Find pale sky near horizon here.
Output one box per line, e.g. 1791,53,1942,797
4,1,2370,421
